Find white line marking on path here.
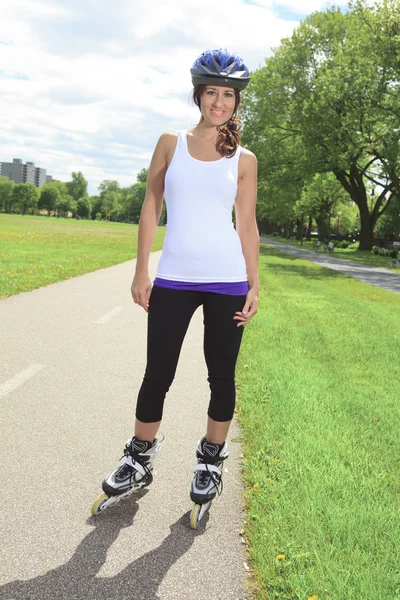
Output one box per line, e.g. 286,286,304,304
0,364,44,400
95,306,122,325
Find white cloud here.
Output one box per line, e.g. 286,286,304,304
0,0,344,193
258,0,349,12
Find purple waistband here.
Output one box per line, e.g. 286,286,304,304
153,278,249,296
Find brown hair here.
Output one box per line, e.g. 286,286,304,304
192,84,241,158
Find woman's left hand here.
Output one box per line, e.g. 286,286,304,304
233,287,259,327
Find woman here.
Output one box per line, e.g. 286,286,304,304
93,49,259,521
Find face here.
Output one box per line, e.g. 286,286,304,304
200,86,237,125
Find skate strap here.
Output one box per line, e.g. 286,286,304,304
194,463,222,476
124,455,147,476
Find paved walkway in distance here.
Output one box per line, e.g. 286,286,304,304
261,237,400,295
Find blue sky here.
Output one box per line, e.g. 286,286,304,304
0,0,349,195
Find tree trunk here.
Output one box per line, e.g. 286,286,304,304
306,216,312,241
295,218,302,241
316,216,330,242
333,165,380,251
358,203,375,250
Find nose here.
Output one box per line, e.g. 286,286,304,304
212,93,224,107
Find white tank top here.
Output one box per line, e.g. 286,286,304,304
155,130,247,282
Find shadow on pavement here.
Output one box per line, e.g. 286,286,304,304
0,491,207,600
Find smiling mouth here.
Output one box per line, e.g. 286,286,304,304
211,110,224,115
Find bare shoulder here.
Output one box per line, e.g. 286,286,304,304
238,147,257,182
157,130,178,150
240,147,257,164
157,131,178,165
159,130,178,143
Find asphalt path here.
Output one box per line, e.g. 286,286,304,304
0,251,248,600
261,237,400,294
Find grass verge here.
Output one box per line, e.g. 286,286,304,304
0,214,165,298
236,246,399,600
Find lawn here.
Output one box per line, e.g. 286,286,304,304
2,214,399,599
236,246,399,600
0,214,165,298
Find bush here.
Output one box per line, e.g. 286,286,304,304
379,248,389,256
389,249,399,259
339,241,350,248
372,246,380,255
272,232,280,237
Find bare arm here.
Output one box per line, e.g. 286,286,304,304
131,132,175,311
235,150,259,290
233,150,259,327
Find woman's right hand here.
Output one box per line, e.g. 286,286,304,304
131,273,152,313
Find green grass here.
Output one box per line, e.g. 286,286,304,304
2,214,399,598
263,236,400,271
0,214,165,298
236,246,399,600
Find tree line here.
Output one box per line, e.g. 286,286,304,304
0,168,167,224
241,0,400,249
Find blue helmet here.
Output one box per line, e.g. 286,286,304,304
190,48,250,91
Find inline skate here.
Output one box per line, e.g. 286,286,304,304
189,437,228,529
91,436,162,515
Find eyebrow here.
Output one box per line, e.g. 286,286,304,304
205,87,234,92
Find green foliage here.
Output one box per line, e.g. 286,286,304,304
66,171,88,201
98,180,121,221
372,245,380,255
242,0,400,249
389,248,398,258
76,197,91,218
90,196,103,220
121,183,146,223
11,183,40,215
39,183,60,215
136,168,148,183
377,194,400,236
0,176,16,213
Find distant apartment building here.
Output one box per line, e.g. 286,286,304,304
0,158,51,189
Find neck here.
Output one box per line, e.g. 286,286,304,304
192,121,219,141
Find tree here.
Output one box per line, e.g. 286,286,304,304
242,0,400,250
378,194,400,238
12,183,40,215
0,176,16,213
295,173,349,241
98,180,121,221
39,183,60,216
90,195,103,220
122,183,146,223
67,171,88,201
56,193,74,218
136,168,148,183
76,197,91,218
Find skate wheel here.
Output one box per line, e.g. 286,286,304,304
190,504,202,529
91,493,109,516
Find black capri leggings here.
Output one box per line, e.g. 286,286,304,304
135,285,247,423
